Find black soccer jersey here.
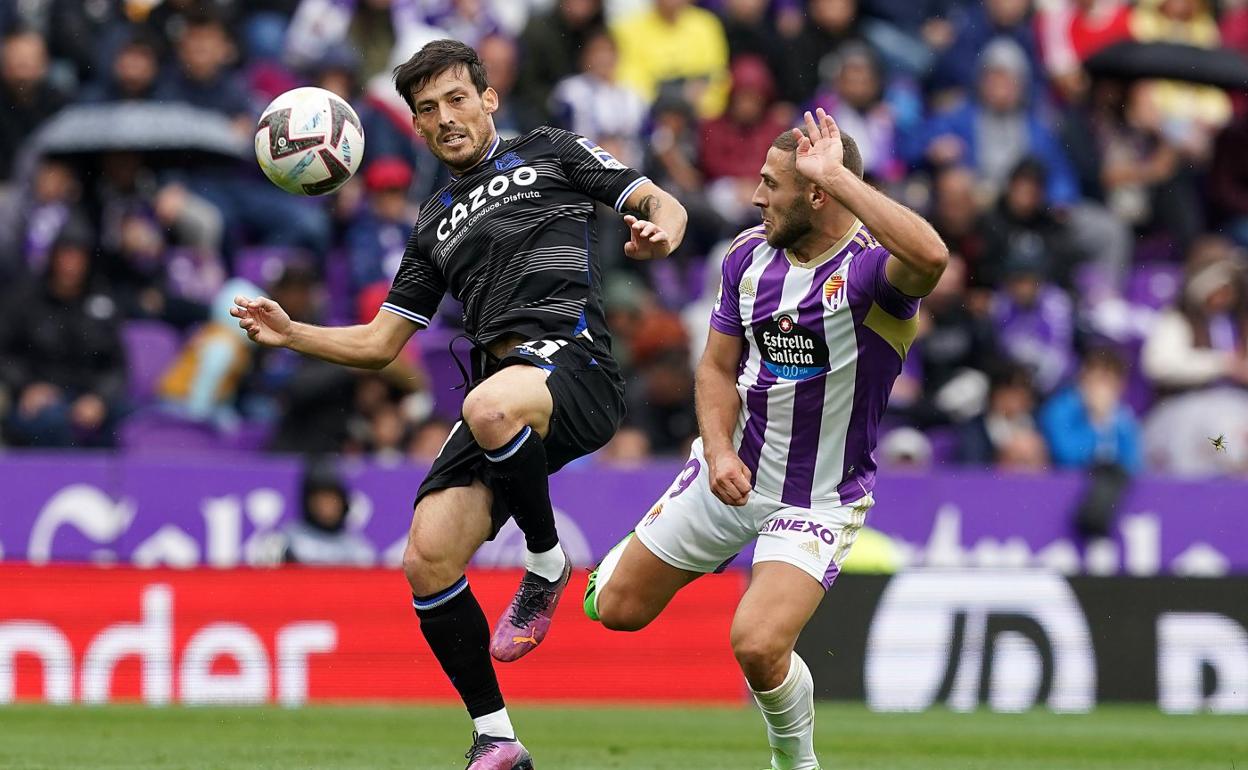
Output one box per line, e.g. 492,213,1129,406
382,126,649,380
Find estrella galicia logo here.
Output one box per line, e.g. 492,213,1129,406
494,151,523,171
438,190,454,208
754,314,829,381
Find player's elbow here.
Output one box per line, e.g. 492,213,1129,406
916,241,949,279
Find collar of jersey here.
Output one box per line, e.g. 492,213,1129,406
448,135,503,181
784,219,862,270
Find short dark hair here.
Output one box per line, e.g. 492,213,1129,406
182,10,228,33
989,361,1035,393
772,128,864,179
393,39,489,114
1081,346,1127,378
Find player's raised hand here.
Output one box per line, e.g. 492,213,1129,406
231,295,293,348
623,214,673,260
792,107,846,185
706,446,753,507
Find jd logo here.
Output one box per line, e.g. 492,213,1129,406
865,570,1095,713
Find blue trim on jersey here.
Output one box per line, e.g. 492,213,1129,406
412,576,469,611
380,302,430,327
484,135,502,160
484,425,533,462
614,176,650,213
574,220,591,337
447,135,504,181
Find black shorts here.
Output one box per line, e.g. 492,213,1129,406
415,337,626,538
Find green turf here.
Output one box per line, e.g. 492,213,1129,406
0,703,1244,770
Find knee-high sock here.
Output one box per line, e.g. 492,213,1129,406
413,578,511,735
485,426,564,579
750,651,819,770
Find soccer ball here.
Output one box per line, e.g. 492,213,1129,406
254,86,364,196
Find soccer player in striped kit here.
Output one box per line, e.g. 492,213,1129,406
585,109,948,770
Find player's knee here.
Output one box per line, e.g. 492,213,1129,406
596,585,654,632
462,387,521,447
402,539,460,597
731,628,790,680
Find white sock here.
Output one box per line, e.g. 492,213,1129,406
750,652,819,770
524,543,566,582
589,533,631,617
472,707,515,740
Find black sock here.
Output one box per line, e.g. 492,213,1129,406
484,426,559,553
413,578,504,718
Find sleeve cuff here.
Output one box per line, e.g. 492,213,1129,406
380,302,431,328
613,175,651,213
709,316,745,336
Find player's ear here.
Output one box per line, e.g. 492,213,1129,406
482,87,499,115
807,182,828,209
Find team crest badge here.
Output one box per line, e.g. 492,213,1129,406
823,271,848,313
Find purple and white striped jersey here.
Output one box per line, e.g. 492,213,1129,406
709,222,920,508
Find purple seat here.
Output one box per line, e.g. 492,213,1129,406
233,246,303,288
324,249,354,325
119,409,273,454
924,426,960,466
1121,340,1155,415
122,321,182,404
120,410,226,453
1126,263,1182,311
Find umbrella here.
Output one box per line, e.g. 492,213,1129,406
1084,41,1248,90
31,101,252,159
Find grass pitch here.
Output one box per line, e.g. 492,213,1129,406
0,703,1243,770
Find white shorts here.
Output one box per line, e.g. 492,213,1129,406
633,438,873,589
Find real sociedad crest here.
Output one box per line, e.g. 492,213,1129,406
823,270,848,313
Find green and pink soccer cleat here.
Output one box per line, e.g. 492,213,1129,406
489,547,572,662
463,732,534,770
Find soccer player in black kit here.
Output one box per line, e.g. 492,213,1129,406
233,39,687,770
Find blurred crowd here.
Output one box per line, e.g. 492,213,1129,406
2,0,1248,478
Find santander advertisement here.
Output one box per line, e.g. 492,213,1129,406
0,565,745,706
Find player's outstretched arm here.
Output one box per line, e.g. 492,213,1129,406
231,295,417,370
793,109,949,297
695,329,753,506
621,181,688,260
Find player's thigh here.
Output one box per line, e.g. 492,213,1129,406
752,495,873,593
633,440,758,576
731,560,827,658
403,480,494,593
462,363,554,439
596,534,701,630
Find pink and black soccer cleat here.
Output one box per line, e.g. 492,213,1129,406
489,548,572,662
463,733,534,770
